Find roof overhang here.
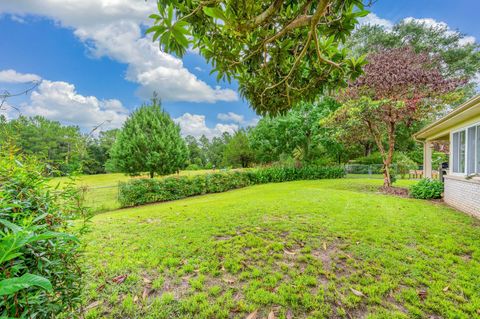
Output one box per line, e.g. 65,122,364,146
414,94,480,141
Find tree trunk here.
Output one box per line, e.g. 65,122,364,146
364,142,373,157
150,171,154,178
382,122,396,188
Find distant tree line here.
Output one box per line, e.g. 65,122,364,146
1,19,477,180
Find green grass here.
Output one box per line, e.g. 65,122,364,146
49,170,238,212
82,178,480,318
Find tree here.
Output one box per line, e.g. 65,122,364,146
224,130,255,168
349,20,480,99
109,97,188,178
83,129,119,174
250,97,346,164
329,47,464,187
185,135,207,167
148,0,368,114
0,115,86,175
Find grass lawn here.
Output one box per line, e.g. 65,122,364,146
82,178,480,318
49,170,233,212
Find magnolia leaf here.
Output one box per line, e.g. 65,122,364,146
350,287,365,297
202,6,226,21
245,310,257,319
0,273,52,296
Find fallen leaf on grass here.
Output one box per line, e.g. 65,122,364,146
284,249,296,255
111,274,127,284
142,277,152,284
268,310,275,319
96,283,105,292
246,310,257,319
443,286,449,292
142,287,151,299
222,277,236,284
418,290,428,300
133,295,139,303
85,300,102,310
350,288,365,297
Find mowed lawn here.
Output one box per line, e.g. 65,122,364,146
49,170,231,212
82,179,480,319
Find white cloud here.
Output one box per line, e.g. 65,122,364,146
358,13,393,29
0,69,41,83
19,80,128,131
0,1,238,103
174,113,238,138
217,112,244,124
403,17,476,46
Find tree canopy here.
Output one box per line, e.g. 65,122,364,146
349,19,480,98
109,97,188,178
328,47,465,186
148,0,369,115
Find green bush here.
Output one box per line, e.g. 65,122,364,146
119,166,345,207
410,178,444,199
0,147,91,318
185,163,202,170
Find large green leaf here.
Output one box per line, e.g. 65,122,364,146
0,273,52,296
202,6,226,21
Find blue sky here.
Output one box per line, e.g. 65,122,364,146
0,1,478,137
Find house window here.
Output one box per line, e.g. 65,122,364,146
467,126,476,175
477,125,480,173
452,124,480,175
452,130,466,173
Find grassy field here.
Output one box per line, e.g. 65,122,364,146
82,178,480,318
49,170,228,212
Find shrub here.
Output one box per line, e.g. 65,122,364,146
410,178,444,199
0,146,90,318
119,166,345,207
185,163,202,170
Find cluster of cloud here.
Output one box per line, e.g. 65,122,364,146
0,0,237,103
0,69,128,131
0,69,247,136
0,69,41,83
174,113,238,139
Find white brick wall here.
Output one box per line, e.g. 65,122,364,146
444,176,480,218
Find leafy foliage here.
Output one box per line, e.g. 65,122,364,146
250,97,345,164
148,0,368,114
327,47,465,186
0,115,86,175
109,96,188,178
410,178,444,199
349,20,480,97
223,130,255,168
0,145,90,318
119,166,345,207
83,129,119,174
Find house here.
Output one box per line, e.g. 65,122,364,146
414,94,480,217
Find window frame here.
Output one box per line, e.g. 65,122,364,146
450,122,480,176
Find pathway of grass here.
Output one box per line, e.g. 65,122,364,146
82,178,480,318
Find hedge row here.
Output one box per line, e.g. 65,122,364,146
118,166,345,207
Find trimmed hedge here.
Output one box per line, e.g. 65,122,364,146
119,166,345,207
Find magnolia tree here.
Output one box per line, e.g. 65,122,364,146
148,0,369,115
328,47,464,187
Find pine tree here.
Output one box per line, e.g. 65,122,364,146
109,95,188,178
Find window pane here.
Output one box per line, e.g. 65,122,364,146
477,126,480,173
467,126,476,175
459,130,466,173
452,132,459,173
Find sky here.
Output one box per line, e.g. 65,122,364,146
0,0,479,138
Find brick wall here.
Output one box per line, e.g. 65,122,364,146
444,176,480,218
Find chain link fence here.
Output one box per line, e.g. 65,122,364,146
345,164,398,179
